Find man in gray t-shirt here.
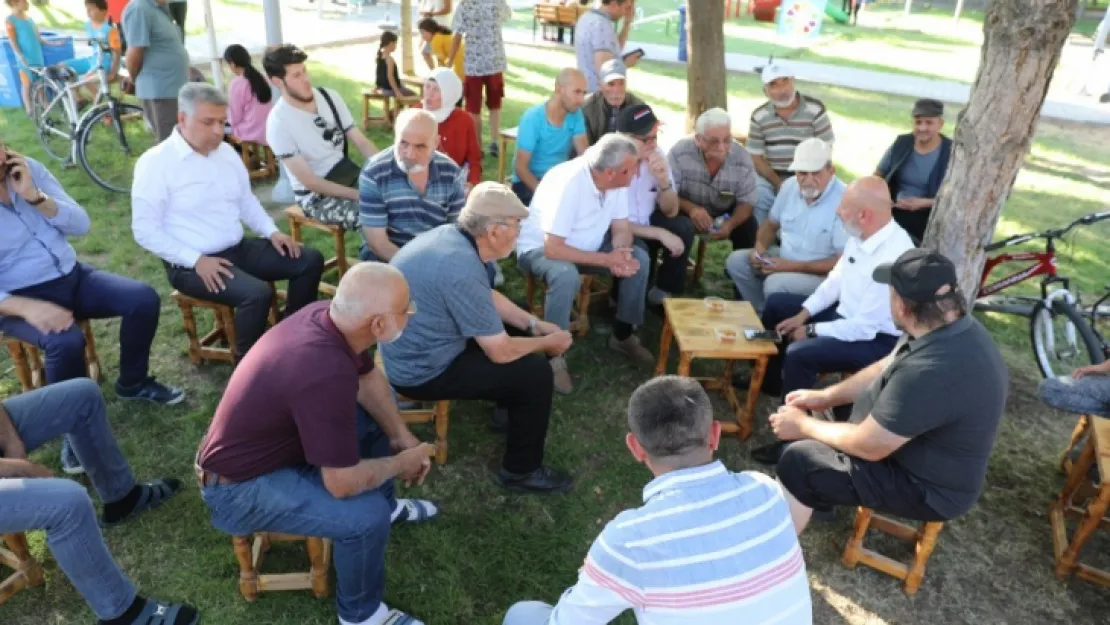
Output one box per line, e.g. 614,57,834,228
381,183,575,494
575,0,638,92
123,0,189,141
771,249,1007,533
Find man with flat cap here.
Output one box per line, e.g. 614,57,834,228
874,98,953,243
771,249,1008,534
382,182,575,494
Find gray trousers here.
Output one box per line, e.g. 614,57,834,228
725,247,824,315
517,235,649,331
1039,374,1110,417
140,97,178,143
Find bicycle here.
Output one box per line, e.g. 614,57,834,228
975,210,1110,379
27,38,153,193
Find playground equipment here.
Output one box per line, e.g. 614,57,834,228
824,3,850,23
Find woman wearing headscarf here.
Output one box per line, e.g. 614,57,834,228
415,67,482,192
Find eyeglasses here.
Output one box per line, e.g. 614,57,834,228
698,135,731,148
314,116,337,143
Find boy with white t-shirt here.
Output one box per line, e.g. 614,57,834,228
263,44,379,231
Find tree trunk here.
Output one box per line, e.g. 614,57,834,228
685,0,727,132
923,0,1077,306
402,0,414,76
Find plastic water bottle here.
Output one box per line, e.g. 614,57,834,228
711,214,729,233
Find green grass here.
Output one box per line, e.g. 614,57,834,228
511,1,1105,84
17,0,261,37
4,41,1110,624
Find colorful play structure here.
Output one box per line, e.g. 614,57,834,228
749,0,851,25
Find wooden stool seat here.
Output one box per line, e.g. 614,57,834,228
523,273,607,338
232,533,331,601
171,287,281,365
1049,414,1110,588
361,88,419,130
841,507,945,595
374,351,451,465
2,320,101,392
0,533,44,605
284,205,354,297
230,137,277,181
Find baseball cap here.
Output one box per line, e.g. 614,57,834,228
616,104,658,136
760,62,794,85
600,59,628,84
873,248,959,303
463,182,529,219
912,98,944,118
787,138,831,172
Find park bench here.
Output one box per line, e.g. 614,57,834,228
532,4,586,44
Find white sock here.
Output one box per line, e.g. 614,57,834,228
339,602,388,625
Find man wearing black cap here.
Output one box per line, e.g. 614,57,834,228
874,98,952,243
770,249,1008,533
617,104,692,304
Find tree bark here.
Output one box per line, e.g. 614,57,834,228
923,0,1077,306
685,0,727,132
402,0,414,76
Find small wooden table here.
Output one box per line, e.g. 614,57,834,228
654,299,778,439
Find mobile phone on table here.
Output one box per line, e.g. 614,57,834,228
744,329,781,343
622,48,645,64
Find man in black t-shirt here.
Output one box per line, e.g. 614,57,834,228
770,249,1008,533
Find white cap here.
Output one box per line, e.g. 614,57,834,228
788,138,831,172
760,63,793,85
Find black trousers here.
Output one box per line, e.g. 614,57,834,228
777,439,948,522
393,325,553,475
165,237,325,358
168,2,187,42
643,210,696,295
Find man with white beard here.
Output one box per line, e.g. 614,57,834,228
746,63,836,225
359,108,467,261
381,182,576,495
725,138,847,316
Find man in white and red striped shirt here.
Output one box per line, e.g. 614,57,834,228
502,376,813,625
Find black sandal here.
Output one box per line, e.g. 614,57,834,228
101,478,183,527
126,600,199,625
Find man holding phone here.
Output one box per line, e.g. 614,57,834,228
574,0,639,92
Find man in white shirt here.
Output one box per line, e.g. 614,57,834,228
615,104,689,305
516,134,653,395
132,83,326,358
263,44,379,231
742,176,913,465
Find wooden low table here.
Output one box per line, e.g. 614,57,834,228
654,298,778,439
1050,414,1110,588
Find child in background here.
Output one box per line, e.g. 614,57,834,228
375,31,414,98
5,0,66,115
64,0,122,105
223,43,274,145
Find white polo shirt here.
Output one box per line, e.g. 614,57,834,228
627,147,675,227
516,157,629,256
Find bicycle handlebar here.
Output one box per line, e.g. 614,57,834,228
984,210,1110,252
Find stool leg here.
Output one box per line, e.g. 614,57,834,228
6,342,34,392
306,537,330,599
433,401,449,466
220,307,239,361
904,522,942,595
26,346,45,388
841,507,872,568
177,301,202,365
232,536,259,601
1058,484,1110,579
80,321,101,383
4,533,43,587
362,94,370,130
334,229,349,278
693,238,707,284
574,276,594,337
1060,414,1091,473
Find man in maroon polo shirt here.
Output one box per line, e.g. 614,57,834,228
196,262,434,625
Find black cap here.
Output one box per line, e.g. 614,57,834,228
912,98,944,118
873,248,959,303
617,104,658,136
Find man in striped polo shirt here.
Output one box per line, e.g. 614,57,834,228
747,63,836,226
502,376,813,625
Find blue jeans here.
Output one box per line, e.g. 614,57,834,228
1039,375,1110,417
0,379,138,620
503,601,554,625
200,407,396,622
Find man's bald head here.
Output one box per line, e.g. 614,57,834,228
837,176,894,239
331,262,409,325
556,67,585,88
554,68,587,114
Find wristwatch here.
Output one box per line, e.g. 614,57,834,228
27,191,48,206
527,316,538,336
805,323,817,339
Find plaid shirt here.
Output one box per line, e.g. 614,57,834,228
667,137,760,217
358,150,466,248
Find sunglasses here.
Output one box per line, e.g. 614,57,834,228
314,116,337,142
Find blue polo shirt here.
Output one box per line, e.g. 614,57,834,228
769,176,848,263
511,102,585,183
122,0,188,99
358,149,466,248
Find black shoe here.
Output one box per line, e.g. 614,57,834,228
115,377,185,406
810,506,837,524
490,407,509,434
751,441,788,466
731,372,780,398
495,466,573,494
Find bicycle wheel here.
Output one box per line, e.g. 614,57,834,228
30,79,74,162
1029,298,1105,379
76,101,153,193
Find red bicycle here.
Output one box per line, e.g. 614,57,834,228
976,210,1110,378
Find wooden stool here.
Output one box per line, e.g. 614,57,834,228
401,74,426,98
285,205,355,297
0,533,44,605
2,320,101,392
232,137,277,181
171,287,280,365
497,127,518,183
524,273,607,338
1059,413,1092,474
374,351,450,464
688,235,708,285
1049,414,1110,588
360,88,419,130
841,507,945,595
232,533,331,601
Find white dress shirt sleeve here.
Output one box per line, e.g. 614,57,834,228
232,150,279,238
131,152,204,268
547,567,634,625
812,279,890,341
802,253,843,318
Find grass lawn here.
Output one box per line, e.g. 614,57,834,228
4,40,1110,624
508,1,1105,84
17,0,264,36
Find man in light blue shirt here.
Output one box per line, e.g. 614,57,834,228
123,0,189,140
0,144,184,471
510,68,588,206
726,138,847,315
